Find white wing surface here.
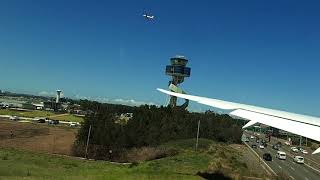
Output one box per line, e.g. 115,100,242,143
157,88,320,154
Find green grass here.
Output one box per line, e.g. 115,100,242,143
0,109,84,122
0,139,253,179
0,148,200,180
50,114,84,123
0,109,55,118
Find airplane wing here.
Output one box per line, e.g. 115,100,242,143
157,88,320,154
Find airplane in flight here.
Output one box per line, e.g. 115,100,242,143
143,13,155,20
157,88,320,154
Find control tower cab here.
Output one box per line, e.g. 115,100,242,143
165,55,191,109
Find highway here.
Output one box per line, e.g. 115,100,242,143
243,134,320,180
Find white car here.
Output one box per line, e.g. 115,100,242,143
291,147,299,152
9,116,19,121
284,141,290,146
259,145,265,149
276,151,287,160
250,136,255,139
302,150,308,154
294,156,304,164
69,122,77,127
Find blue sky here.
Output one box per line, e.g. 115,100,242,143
0,0,320,116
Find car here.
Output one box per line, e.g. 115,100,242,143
291,147,299,152
284,141,290,146
263,153,272,161
251,144,257,148
276,151,286,160
48,120,59,125
263,142,268,148
294,156,304,164
9,116,19,121
259,145,265,149
37,119,46,123
297,147,304,151
272,145,280,150
69,122,78,127
302,150,308,154
276,142,282,148
250,136,254,139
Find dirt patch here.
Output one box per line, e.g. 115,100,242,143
0,118,77,155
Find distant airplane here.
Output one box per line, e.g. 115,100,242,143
143,13,155,20
157,88,320,154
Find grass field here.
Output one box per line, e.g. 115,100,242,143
0,109,55,118
0,109,84,122
0,138,265,179
49,114,84,123
0,148,205,179
0,119,267,179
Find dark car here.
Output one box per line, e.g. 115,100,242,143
276,142,282,148
252,144,257,148
263,153,272,161
37,119,46,123
48,119,59,125
272,145,279,150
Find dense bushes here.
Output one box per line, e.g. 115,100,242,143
73,101,243,161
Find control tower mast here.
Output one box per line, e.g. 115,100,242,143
165,55,191,109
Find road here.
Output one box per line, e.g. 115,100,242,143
243,134,320,180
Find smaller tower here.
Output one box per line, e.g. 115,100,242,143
56,90,62,103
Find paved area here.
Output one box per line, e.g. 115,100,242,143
243,133,320,180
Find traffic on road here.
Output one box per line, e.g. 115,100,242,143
243,133,320,180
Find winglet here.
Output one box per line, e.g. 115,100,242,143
312,147,320,154
242,120,258,129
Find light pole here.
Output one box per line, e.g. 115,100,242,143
195,119,200,151
85,125,92,158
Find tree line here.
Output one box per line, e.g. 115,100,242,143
73,100,243,160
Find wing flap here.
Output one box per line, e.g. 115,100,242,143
230,109,320,142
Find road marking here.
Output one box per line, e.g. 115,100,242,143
290,166,295,171
289,175,295,180
304,163,320,175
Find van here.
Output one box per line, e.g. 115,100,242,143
294,156,304,164
276,151,286,160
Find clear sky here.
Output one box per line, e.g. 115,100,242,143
0,0,319,116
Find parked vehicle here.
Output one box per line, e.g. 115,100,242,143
302,150,308,154
259,144,265,149
37,119,46,123
9,116,19,121
48,120,59,125
252,144,257,148
69,122,78,127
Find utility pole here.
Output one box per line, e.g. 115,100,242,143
85,125,92,158
306,137,308,147
195,119,200,151
299,135,302,147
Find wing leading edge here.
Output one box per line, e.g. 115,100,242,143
157,88,320,154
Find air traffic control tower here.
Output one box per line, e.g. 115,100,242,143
165,55,191,109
